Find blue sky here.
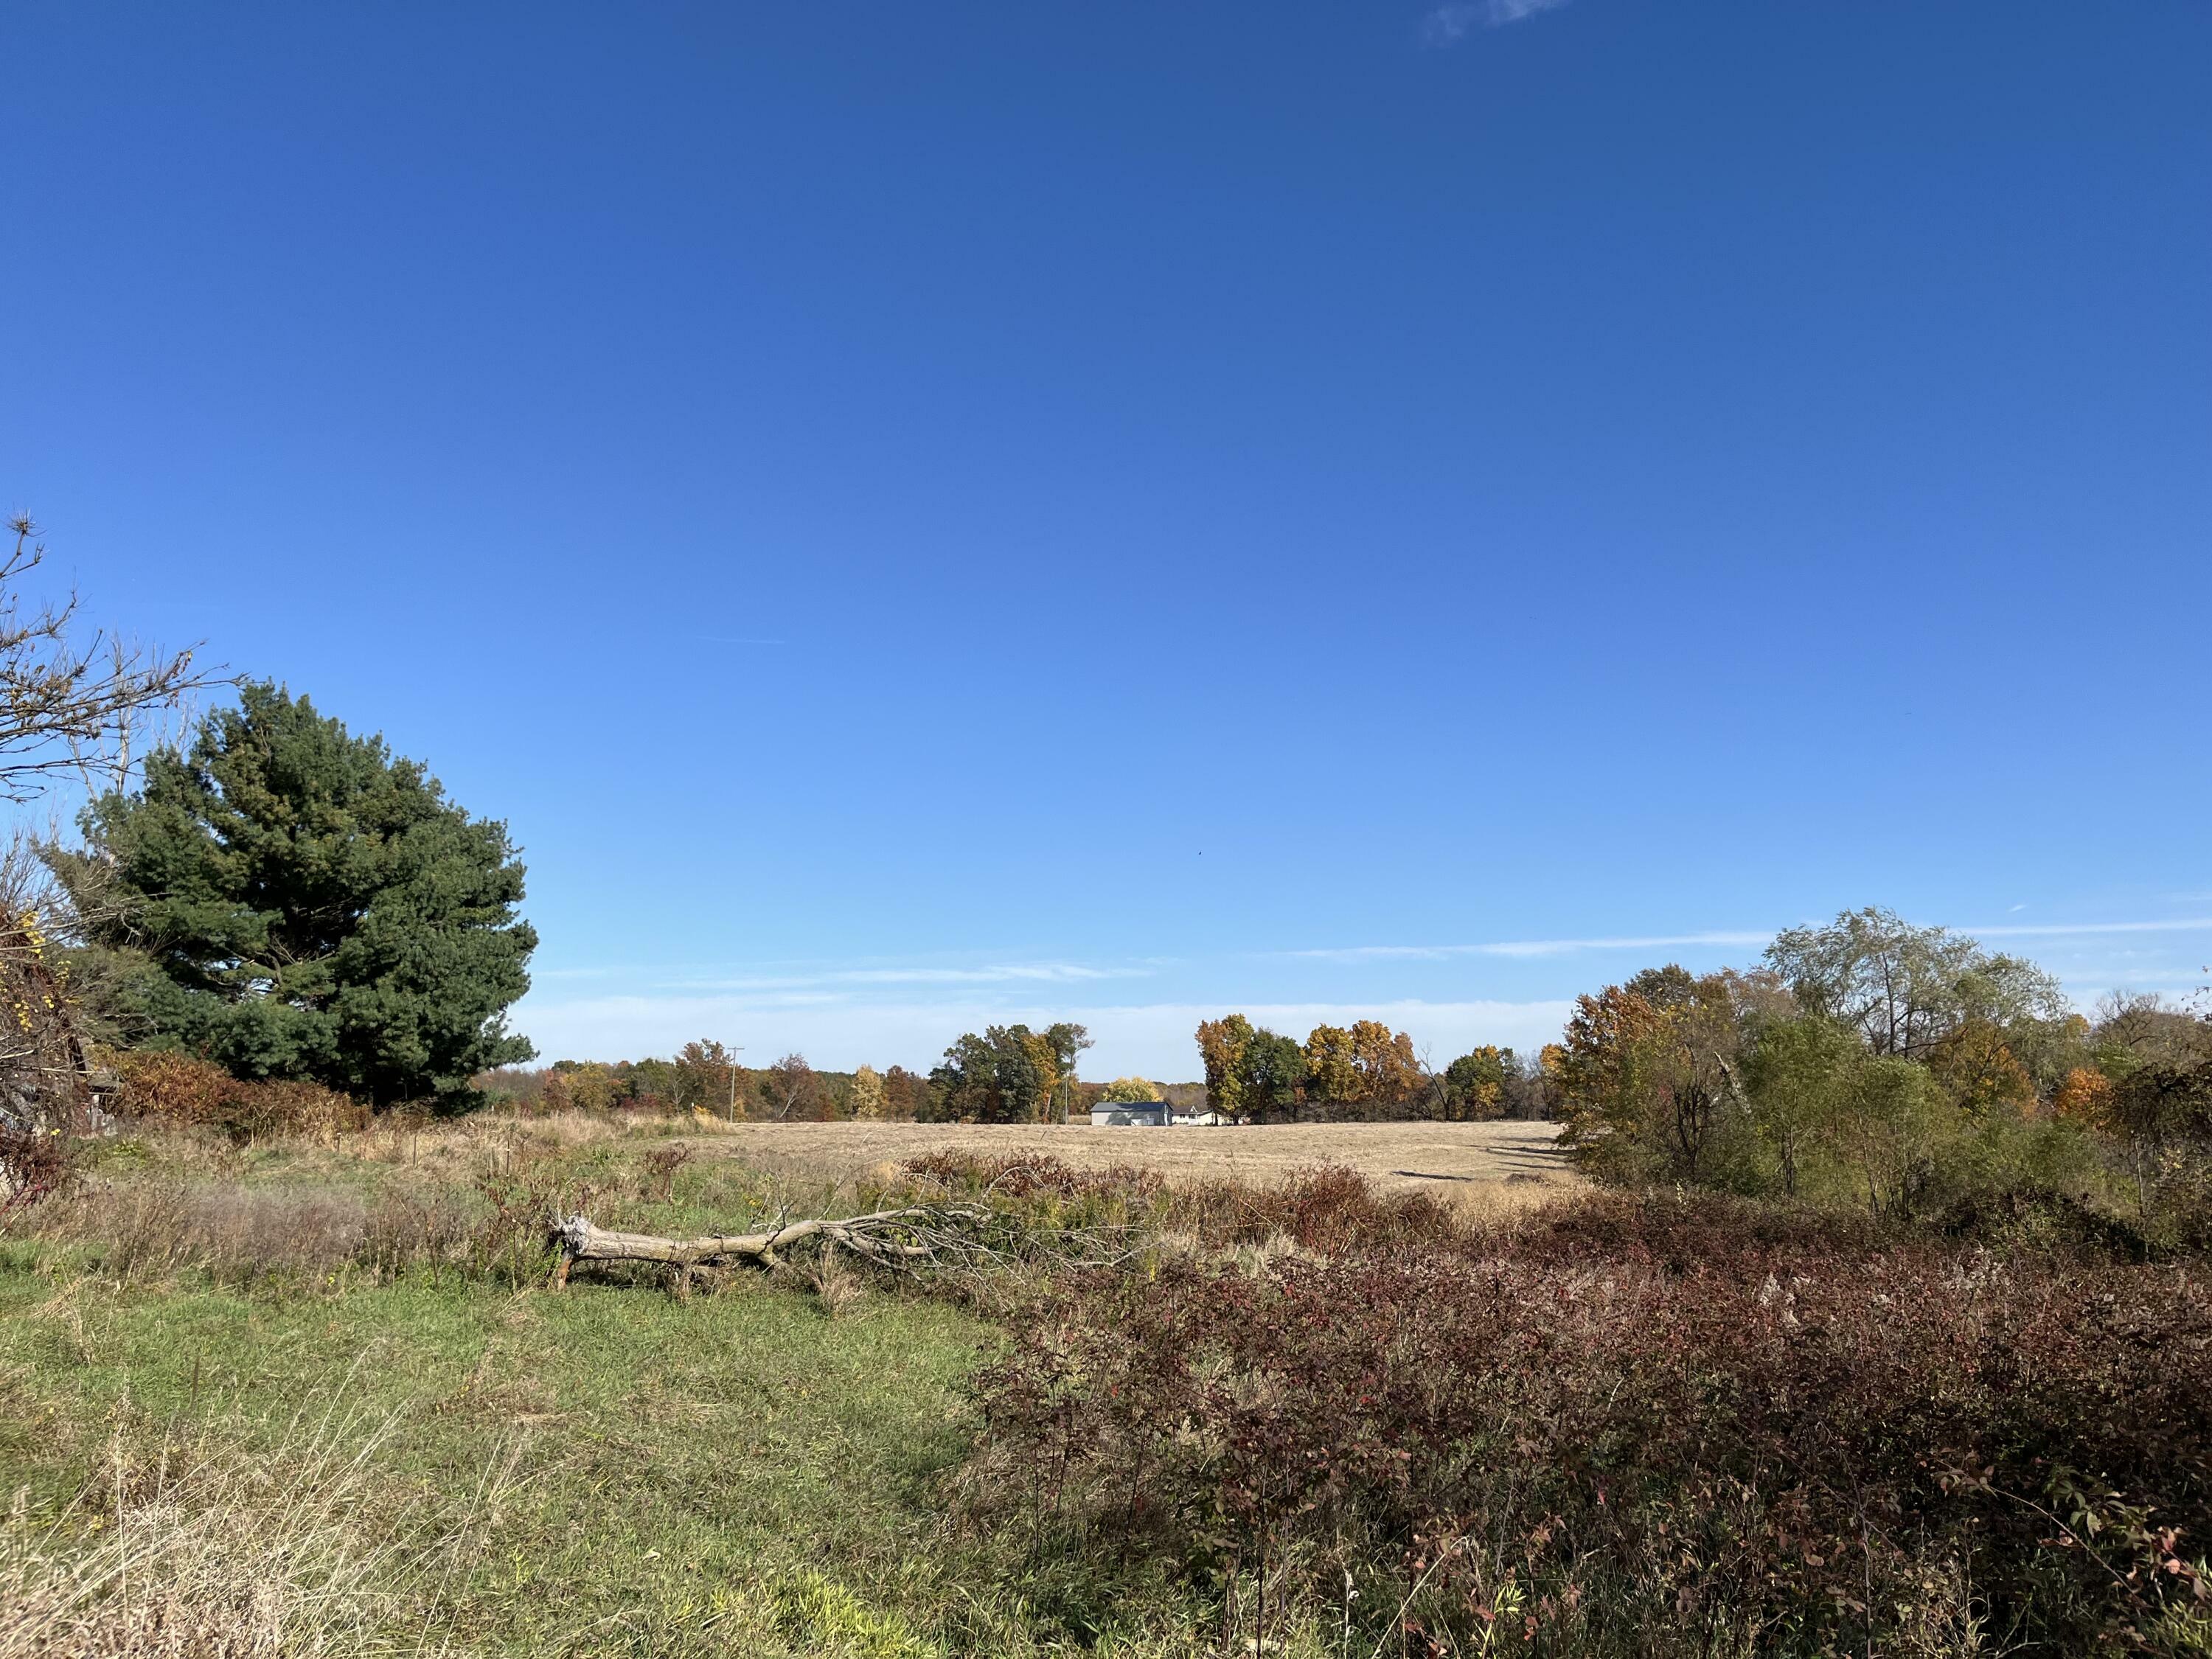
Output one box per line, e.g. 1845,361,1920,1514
5,1,2208,1079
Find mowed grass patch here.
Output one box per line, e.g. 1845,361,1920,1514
0,1252,992,1658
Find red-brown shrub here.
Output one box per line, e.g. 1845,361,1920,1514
900,1150,1166,1206
1463,1185,1895,1272
898,1152,1459,1257
0,1125,71,1210
967,1192,2212,1654
1173,1164,1461,1256
108,1050,237,1125
109,1051,369,1141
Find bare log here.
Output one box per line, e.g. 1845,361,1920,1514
553,1194,1145,1290
553,1203,997,1281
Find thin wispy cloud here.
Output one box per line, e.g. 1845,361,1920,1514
1969,919,2212,939
1422,0,1570,45
1290,931,1773,962
672,962,1144,992
531,959,1156,995
1295,917,2212,963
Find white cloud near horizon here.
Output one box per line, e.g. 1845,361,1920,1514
513,994,1577,1081
512,917,2210,1077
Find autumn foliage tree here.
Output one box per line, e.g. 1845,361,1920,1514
2053,1065,2118,1130
1097,1076,1162,1104
881,1065,931,1121
1927,1018,2037,1119
849,1062,888,1120
1196,1015,1254,1119
672,1038,743,1117
1550,919,2212,1237
1196,1015,1425,1122
1348,1020,1421,1112
757,1052,827,1121
1555,969,1782,1184
1301,1024,1360,1110
1441,1046,1516,1121
929,1023,1088,1124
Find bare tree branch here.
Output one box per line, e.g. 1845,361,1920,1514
0,516,223,804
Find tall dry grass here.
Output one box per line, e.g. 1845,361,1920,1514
0,1394,511,1658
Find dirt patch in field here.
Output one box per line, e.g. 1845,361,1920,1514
679,1119,1575,1205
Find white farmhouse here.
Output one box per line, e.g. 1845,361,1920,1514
1088,1100,1169,1127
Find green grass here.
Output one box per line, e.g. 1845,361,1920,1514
0,1249,996,1657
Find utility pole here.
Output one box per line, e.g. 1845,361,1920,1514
727,1045,746,1123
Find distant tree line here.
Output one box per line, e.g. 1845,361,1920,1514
479,1017,1549,1129
476,1045,932,1122
477,1023,1177,1127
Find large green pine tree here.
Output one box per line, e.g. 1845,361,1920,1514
58,682,537,1106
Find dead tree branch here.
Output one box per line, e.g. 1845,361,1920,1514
554,1203,998,1284
552,1200,1141,1290
0,516,220,804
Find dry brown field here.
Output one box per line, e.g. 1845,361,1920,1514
676,1117,1575,1206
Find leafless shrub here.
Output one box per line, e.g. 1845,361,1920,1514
48,1181,370,1287
470,1140,603,1288
0,1125,71,1211
900,1151,1461,1259
192,1187,369,1287
635,1142,695,1203
362,1183,478,1281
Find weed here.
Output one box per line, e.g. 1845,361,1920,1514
0,1395,493,1658
469,1139,603,1289
806,1248,867,1320
636,1141,696,1203
968,1199,2212,1654
0,1127,69,1212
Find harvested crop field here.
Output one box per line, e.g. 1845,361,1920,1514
682,1117,1573,1200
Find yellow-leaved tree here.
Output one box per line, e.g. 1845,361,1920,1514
850,1063,888,1120
1196,1015,1254,1118
1302,1025,1360,1109
1349,1020,1421,1110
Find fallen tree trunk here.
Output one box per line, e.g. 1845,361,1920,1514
552,1203,995,1287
